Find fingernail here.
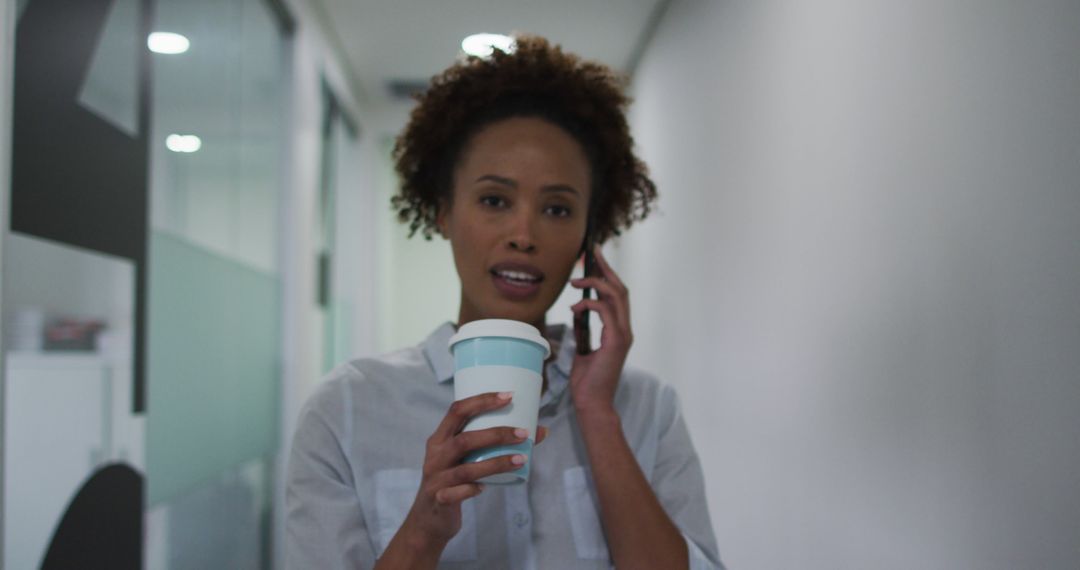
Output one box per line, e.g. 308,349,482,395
514,428,528,439
511,454,527,465
497,391,513,401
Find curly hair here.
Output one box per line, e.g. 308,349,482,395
391,34,657,244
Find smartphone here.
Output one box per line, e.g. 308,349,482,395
574,240,597,355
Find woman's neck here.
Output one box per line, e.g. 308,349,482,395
454,312,547,335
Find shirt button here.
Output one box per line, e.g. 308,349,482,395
513,512,530,527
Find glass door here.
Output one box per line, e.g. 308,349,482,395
316,82,359,374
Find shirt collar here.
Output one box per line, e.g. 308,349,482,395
422,320,577,384
423,322,458,384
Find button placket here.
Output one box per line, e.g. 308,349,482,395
503,484,537,570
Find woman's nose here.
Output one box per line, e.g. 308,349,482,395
509,238,536,252
507,214,537,252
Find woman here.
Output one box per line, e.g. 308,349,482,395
286,36,723,569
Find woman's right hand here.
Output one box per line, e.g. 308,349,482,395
378,391,546,567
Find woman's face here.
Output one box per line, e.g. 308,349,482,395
438,116,591,328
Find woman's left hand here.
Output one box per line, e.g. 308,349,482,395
569,246,633,416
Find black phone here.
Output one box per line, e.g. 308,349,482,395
574,240,597,355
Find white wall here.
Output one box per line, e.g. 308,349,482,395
622,1,1080,568
372,127,461,354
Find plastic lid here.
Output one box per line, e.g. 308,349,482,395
448,319,551,359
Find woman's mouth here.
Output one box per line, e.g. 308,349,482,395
490,265,544,300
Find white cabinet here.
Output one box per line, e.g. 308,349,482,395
3,352,112,570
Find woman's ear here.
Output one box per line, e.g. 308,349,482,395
435,199,450,238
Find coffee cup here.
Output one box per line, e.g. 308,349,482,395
448,319,550,484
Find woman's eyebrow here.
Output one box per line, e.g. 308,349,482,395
475,174,517,187
541,184,580,196
475,175,580,196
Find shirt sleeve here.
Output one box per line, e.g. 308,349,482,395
286,382,377,570
651,383,727,570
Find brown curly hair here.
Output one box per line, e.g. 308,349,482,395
391,35,657,244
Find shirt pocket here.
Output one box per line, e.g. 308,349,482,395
373,468,477,562
562,465,611,561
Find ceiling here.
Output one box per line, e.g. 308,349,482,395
312,0,668,109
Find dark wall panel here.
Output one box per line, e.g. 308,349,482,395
11,0,152,412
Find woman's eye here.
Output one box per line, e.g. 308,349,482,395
480,195,507,208
545,205,572,218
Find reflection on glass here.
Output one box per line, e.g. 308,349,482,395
16,0,31,23
77,0,140,137
150,0,283,272
147,31,190,54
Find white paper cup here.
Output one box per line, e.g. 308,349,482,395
448,319,550,484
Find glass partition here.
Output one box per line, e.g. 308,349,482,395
144,0,287,566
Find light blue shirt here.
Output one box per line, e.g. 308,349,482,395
286,322,724,569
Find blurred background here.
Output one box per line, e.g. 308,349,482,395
1,0,1078,568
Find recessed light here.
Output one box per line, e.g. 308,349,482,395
166,134,201,153
148,32,190,54
461,33,515,58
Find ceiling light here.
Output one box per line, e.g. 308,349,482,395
166,134,201,153
148,32,190,54
461,33,515,58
